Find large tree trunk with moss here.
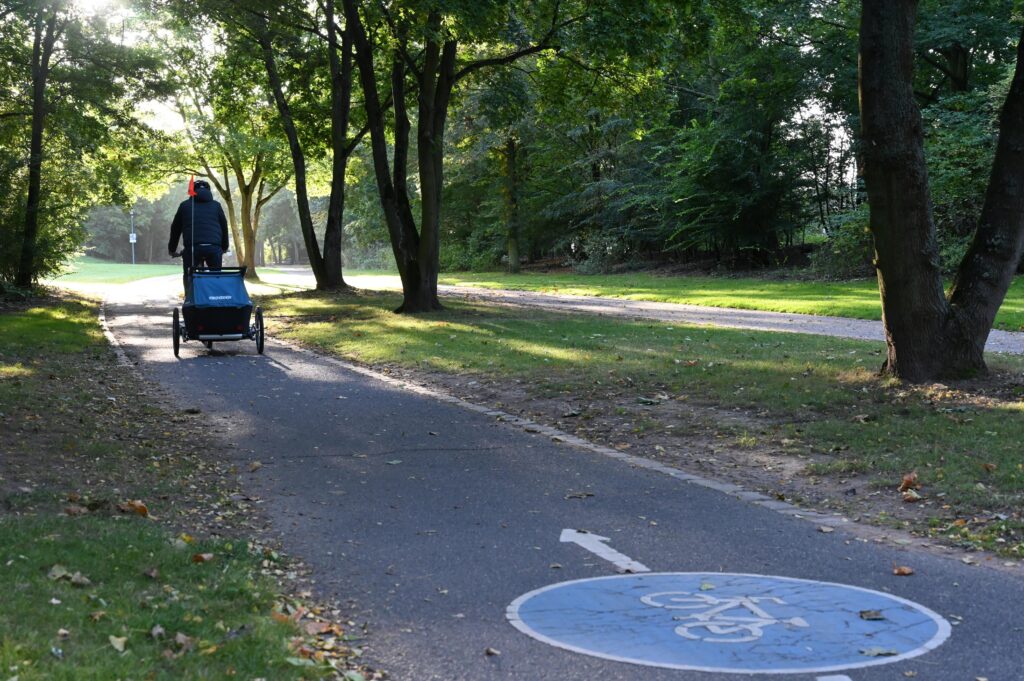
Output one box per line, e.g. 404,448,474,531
859,0,1024,381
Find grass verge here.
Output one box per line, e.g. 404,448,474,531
0,294,372,680
260,289,1024,558
0,516,309,680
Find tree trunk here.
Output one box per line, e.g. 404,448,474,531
257,28,327,287
860,2,1024,380
860,0,956,380
322,0,350,290
344,0,428,310
502,136,521,273
407,31,455,312
16,10,58,287
946,27,1024,347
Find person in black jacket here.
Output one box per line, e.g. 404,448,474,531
167,179,229,292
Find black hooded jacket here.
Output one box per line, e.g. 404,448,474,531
167,185,229,253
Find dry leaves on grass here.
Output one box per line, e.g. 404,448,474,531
117,499,150,518
892,564,915,576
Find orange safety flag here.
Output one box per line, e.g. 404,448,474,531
187,175,196,197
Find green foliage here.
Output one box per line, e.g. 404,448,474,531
810,206,875,279
0,6,171,284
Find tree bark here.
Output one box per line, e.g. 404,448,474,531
861,0,954,380
502,136,521,273
947,27,1024,349
860,2,1024,380
16,9,59,287
322,0,351,290
257,27,328,287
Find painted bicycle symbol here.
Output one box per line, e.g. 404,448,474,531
641,591,810,643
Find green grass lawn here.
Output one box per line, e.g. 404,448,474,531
0,299,347,679
261,289,1024,554
0,517,316,681
436,271,1024,331
48,256,181,285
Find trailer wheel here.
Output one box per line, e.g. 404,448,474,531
255,307,265,355
172,308,180,357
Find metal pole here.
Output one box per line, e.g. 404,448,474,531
129,208,136,265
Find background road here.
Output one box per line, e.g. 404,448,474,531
105,276,1024,680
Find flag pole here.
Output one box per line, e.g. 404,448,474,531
188,175,196,287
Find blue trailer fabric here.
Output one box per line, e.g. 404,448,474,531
189,272,252,309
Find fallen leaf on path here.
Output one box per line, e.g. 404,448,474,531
859,610,885,621
248,461,263,472
902,489,922,503
817,526,835,533
892,564,915,576
485,647,501,656
699,582,716,591
898,472,920,492
109,635,127,653
303,621,332,635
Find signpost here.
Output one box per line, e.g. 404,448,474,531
129,208,136,265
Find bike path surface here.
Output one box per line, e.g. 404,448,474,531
105,278,1024,680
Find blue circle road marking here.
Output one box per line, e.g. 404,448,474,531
507,572,950,675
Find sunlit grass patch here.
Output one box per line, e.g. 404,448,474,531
50,257,181,285
0,363,33,379
0,303,103,354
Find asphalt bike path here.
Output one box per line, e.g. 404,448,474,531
104,277,1024,680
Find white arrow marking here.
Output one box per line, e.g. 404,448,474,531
560,529,651,573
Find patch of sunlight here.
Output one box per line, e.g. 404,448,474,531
0,363,33,378
499,339,592,363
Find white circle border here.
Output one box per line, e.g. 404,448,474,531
506,572,952,676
